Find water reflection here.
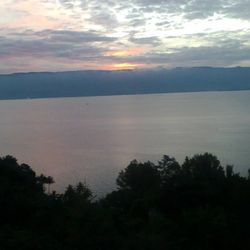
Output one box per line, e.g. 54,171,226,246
0,91,250,196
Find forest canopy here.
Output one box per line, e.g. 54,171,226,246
0,153,250,250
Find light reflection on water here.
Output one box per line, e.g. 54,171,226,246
0,90,250,196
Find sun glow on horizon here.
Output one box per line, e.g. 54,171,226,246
112,63,141,69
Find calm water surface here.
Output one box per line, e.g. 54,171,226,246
0,91,250,196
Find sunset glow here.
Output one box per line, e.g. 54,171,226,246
112,63,141,69
108,48,145,57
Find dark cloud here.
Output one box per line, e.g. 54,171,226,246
100,35,250,67
36,30,116,43
171,45,250,66
0,29,115,60
225,0,250,20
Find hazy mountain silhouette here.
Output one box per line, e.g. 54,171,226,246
0,67,250,100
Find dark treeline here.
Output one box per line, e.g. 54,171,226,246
1,153,250,250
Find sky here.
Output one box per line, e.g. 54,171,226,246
0,0,250,73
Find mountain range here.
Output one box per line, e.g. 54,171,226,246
0,67,250,100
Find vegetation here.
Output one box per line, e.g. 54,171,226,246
1,153,250,249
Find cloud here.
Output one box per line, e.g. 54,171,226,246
97,29,250,67
1,0,250,72
87,10,119,29
132,0,250,20
1,27,250,72
0,29,116,60
36,29,116,43
58,0,74,9
129,36,161,46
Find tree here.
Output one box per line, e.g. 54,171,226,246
181,153,225,181
76,182,93,201
63,182,93,205
158,155,181,182
226,165,234,178
116,160,161,194
37,174,54,193
47,176,55,194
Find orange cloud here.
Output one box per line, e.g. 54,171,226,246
107,47,145,57
112,63,143,69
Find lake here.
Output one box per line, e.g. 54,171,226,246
0,90,250,196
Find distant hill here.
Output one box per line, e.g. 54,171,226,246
0,67,250,100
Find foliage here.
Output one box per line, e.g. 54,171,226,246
1,153,250,250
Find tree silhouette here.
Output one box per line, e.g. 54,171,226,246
1,153,250,250
37,174,54,193
117,160,160,194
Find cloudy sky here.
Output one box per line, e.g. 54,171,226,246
0,0,250,73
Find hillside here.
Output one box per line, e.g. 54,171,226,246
0,67,250,100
